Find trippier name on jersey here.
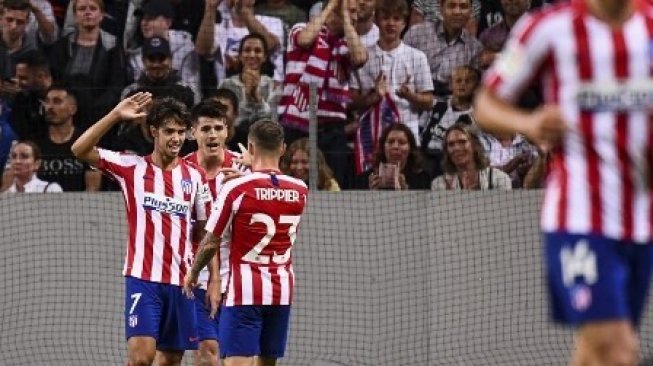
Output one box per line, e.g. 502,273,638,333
254,187,300,202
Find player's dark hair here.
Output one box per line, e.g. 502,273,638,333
191,98,234,141
15,50,51,74
376,0,409,19
3,0,31,12
146,97,192,130
373,123,423,174
248,119,284,152
207,88,239,116
441,123,489,174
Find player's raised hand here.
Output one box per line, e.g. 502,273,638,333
219,167,244,183
113,92,152,121
523,105,567,153
182,272,199,299
233,142,253,167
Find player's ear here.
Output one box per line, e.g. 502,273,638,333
248,141,255,156
280,143,286,157
149,125,158,139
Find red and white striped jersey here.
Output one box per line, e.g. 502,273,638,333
484,0,653,242
183,149,250,290
97,149,212,285
278,23,351,131
205,171,308,306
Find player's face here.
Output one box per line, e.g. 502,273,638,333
500,0,530,18
377,12,406,42
239,38,266,71
289,149,310,182
446,129,473,167
151,118,187,159
10,143,39,178
384,130,410,166
193,116,228,157
74,0,103,30
441,0,472,31
450,69,478,99
44,90,77,125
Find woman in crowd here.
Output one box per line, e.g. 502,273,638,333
218,33,275,147
357,123,431,190
282,137,340,191
432,123,511,190
3,141,62,193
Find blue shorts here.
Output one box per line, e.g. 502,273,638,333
219,305,291,359
194,288,220,341
545,232,653,327
124,276,198,351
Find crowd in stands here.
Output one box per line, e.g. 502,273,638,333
0,0,558,193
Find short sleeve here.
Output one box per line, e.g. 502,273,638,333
96,148,139,180
413,49,434,93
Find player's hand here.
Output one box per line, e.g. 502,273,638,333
206,279,222,319
396,76,413,100
233,142,252,167
182,272,199,299
323,0,338,15
523,105,567,153
113,92,152,121
219,167,244,183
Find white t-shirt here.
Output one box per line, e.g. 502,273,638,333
351,42,434,141
359,24,379,49
6,176,63,193
213,15,285,83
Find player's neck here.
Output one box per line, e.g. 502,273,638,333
151,151,179,171
198,148,224,178
586,0,635,26
252,156,280,172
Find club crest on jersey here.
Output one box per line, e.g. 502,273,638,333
142,193,190,217
181,179,193,195
128,315,138,328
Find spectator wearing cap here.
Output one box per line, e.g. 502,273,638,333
123,0,207,45
45,0,126,131
121,36,199,106
124,0,201,93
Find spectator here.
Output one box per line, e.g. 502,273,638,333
478,0,531,69
350,0,433,143
255,0,307,39
9,50,52,141
121,36,199,106
420,64,479,177
354,0,378,48
206,88,240,151
47,0,126,130
218,33,274,148
196,0,283,83
431,122,511,190
3,140,63,192
356,123,430,190
278,0,368,187
403,0,482,97
63,0,131,39
126,0,201,90
523,146,549,189
26,0,58,44
0,101,17,189
0,0,40,81
409,0,481,34
34,85,101,191
480,130,537,189
281,137,340,191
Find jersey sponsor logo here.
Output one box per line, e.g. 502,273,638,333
198,183,211,202
560,239,597,287
254,188,300,202
142,192,190,217
576,80,653,111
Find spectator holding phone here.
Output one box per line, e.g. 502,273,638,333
356,123,430,190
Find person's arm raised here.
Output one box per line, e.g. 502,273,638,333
71,92,152,166
296,0,338,49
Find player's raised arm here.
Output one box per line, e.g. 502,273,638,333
71,92,152,166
